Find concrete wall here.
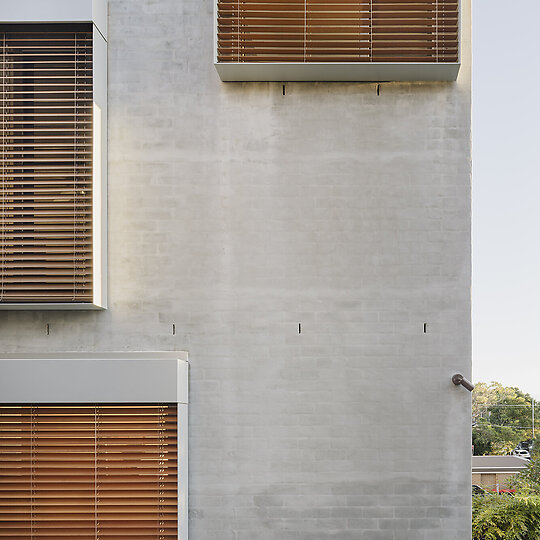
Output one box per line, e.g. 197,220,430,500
0,0,472,538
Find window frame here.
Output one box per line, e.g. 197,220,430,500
0,352,189,540
0,0,107,309
213,0,461,82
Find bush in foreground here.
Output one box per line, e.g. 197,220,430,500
472,494,540,539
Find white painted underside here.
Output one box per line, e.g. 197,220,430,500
215,62,461,82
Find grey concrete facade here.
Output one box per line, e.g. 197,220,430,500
0,0,472,538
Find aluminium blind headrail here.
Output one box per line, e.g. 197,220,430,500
217,0,459,63
0,25,94,304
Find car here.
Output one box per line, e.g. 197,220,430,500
472,485,487,496
492,489,516,495
513,449,531,459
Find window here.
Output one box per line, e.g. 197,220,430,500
0,353,189,540
0,0,107,309
215,0,460,81
0,404,178,539
0,24,93,304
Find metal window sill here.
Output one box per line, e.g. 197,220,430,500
215,62,460,82
0,302,106,310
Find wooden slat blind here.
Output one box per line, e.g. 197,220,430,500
0,404,178,539
217,0,458,63
0,24,93,303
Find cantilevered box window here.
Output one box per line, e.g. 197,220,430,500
215,0,460,81
0,0,107,309
0,353,189,540
0,24,94,305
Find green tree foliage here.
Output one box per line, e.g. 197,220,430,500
472,494,540,539
472,382,536,456
509,456,540,495
472,385,540,539
473,420,522,456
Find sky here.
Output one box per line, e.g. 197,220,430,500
472,0,540,397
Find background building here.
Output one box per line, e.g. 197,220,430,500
473,456,528,492
0,0,472,538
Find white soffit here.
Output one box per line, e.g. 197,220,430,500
0,352,188,404
215,62,461,82
0,0,108,40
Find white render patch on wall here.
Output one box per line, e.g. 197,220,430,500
0,0,472,538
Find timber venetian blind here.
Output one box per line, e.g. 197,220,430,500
217,0,459,63
0,404,178,539
0,24,93,304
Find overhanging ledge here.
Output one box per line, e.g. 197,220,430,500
0,352,189,404
215,62,460,82
0,0,108,40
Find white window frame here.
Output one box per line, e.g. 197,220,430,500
0,0,108,310
0,351,189,540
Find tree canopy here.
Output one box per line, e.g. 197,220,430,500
472,382,537,456
472,384,540,539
